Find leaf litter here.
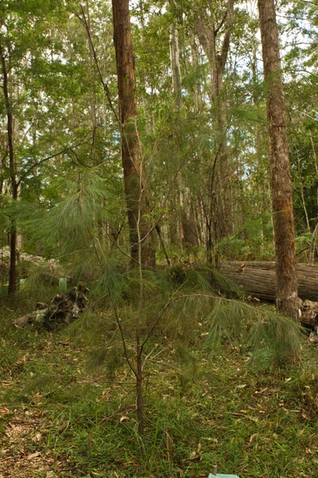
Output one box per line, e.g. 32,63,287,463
0,407,60,477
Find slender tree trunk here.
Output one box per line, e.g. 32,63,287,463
310,220,318,264
112,0,155,268
194,0,234,257
136,345,144,436
169,23,182,108
1,45,18,294
258,0,299,318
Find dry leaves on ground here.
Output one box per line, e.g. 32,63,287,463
0,406,67,478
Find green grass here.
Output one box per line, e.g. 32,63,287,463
1,283,318,477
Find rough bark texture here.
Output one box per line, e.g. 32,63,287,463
258,0,298,318
181,209,199,248
112,0,155,268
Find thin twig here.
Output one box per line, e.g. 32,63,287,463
109,288,137,378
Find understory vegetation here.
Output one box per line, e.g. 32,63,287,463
1,268,318,477
1,0,318,476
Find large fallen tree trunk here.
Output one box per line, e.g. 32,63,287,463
219,261,318,331
219,261,318,302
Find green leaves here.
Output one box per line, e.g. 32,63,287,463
204,297,302,369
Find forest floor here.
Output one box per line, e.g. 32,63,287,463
0,337,83,478
0,404,61,478
1,288,318,478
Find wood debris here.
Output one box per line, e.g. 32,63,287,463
13,282,88,330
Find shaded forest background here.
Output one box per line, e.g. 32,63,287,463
0,0,317,287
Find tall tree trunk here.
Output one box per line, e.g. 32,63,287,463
1,44,18,294
112,0,155,268
169,23,182,108
258,0,299,318
194,0,234,262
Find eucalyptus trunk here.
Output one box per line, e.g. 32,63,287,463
258,0,299,318
112,0,155,268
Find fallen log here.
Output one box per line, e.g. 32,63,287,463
219,261,318,331
14,282,88,330
219,261,318,302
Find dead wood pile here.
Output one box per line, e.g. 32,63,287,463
14,282,88,330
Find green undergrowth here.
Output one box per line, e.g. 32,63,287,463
1,279,318,477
